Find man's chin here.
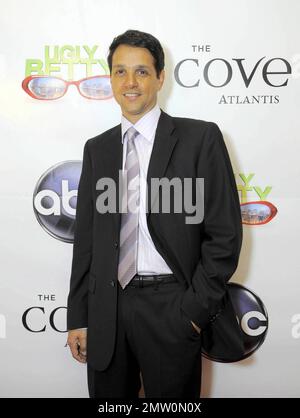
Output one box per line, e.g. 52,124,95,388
122,107,146,118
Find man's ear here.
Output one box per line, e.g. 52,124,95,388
158,69,165,90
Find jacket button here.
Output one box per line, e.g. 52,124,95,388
209,315,216,323
114,242,118,249
110,280,115,287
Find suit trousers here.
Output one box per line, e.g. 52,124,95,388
87,277,202,398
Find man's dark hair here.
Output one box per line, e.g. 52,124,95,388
107,29,165,79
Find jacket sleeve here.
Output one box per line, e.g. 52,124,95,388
67,140,93,330
181,122,243,330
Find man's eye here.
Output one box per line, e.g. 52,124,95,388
116,70,124,75
138,70,147,75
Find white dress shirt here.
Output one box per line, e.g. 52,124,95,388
121,103,173,275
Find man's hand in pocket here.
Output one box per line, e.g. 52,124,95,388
190,320,201,334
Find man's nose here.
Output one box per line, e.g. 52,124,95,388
124,72,138,88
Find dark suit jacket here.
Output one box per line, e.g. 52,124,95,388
67,109,243,371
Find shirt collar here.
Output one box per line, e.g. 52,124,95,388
121,103,161,143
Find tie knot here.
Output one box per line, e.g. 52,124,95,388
126,127,139,143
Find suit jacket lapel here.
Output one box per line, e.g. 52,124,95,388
146,109,178,218
98,124,123,237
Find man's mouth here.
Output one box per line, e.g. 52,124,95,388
123,93,141,101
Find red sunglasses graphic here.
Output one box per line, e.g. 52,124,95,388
241,201,277,225
22,75,113,100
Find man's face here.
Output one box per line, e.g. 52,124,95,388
110,44,165,123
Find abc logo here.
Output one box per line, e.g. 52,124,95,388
33,161,82,242
202,283,268,363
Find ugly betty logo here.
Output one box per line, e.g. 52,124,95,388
22,45,113,100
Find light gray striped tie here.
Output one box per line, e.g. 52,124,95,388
118,127,140,289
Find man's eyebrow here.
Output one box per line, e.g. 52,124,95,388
112,64,151,69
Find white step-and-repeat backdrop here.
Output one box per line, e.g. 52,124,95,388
1,0,299,397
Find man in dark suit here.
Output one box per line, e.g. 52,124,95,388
67,29,243,398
